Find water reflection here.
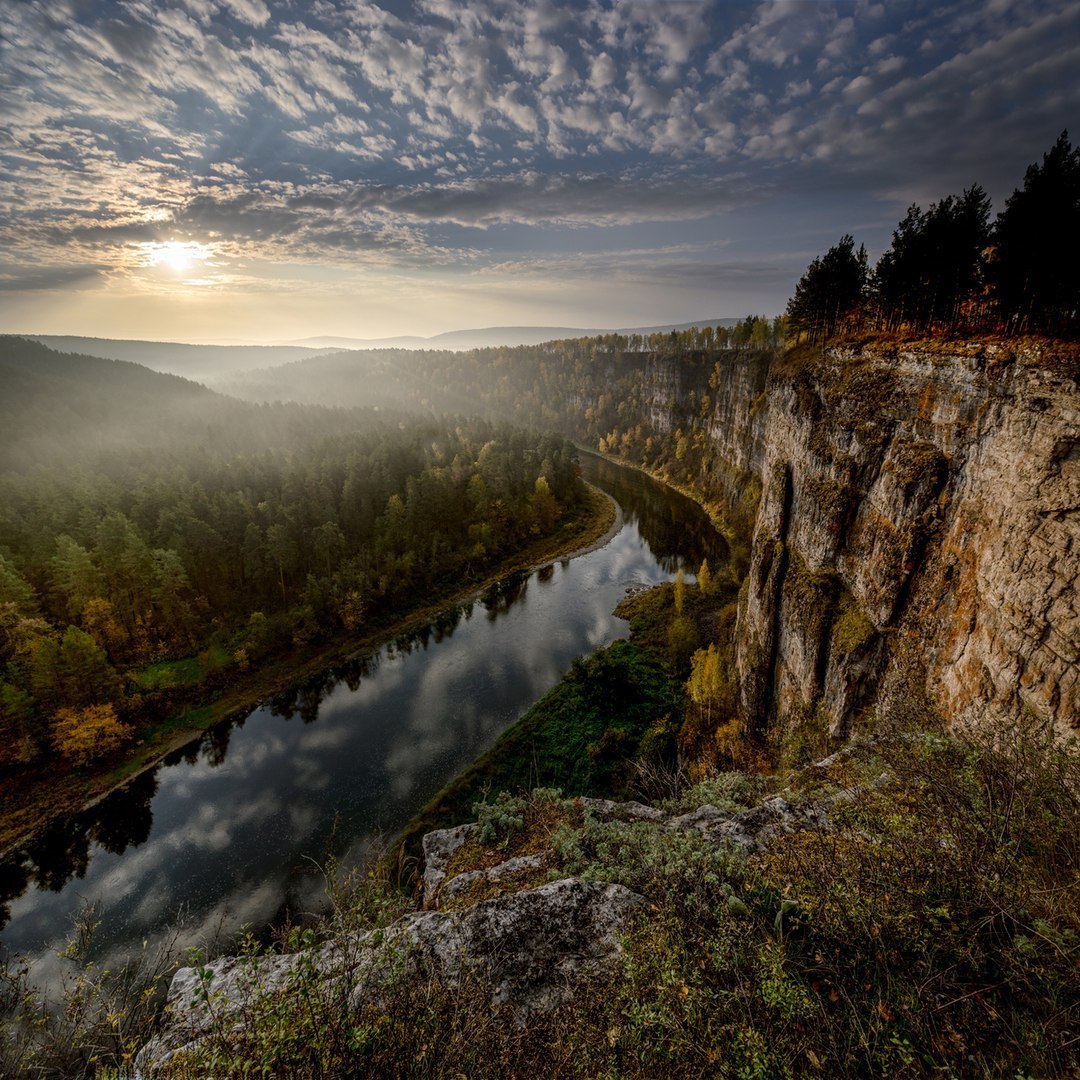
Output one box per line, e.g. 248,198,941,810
0,454,727,978
582,453,727,572
0,770,158,930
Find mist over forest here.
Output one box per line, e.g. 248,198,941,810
2,0,1078,1075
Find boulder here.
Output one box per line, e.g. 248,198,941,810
436,852,546,908
421,821,475,899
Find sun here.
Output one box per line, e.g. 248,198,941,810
148,240,210,273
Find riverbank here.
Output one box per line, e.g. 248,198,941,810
0,483,618,857
396,525,739,864
578,446,755,569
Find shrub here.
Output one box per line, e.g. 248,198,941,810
551,812,743,923
0,907,182,1078
474,791,528,845
473,788,567,847
657,770,762,816
51,703,132,765
757,715,1080,1075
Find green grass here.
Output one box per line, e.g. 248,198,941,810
133,645,231,691
397,638,683,860
398,574,736,861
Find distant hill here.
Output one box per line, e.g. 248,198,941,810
20,336,337,379
206,348,460,411
0,337,369,472
13,321,743,378
206,320,749,413
289,318,741,352
0,337,220,469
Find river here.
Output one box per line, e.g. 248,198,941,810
0,453,727,986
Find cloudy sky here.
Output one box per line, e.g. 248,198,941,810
1,0,1077,342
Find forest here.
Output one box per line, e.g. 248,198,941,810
785,131,1080,340
215,327,770,544
0,338,585,772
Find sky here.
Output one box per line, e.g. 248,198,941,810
1,0,1077,343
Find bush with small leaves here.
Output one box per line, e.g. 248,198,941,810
474,791,528,845
657,770,763,816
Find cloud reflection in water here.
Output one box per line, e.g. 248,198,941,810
0,456,728,987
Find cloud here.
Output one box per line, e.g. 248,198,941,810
588,52,617,90
316,170,767,228
1,0,1076,324
483,244,792,292
787,0,1080,200
0,265,107,291
220,0,271,27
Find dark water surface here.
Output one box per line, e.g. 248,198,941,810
0,454,726,984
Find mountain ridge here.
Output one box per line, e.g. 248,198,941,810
13,318,744,378
14,336,338,379
286,317,742,351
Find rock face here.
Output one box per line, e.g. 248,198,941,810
730,343,1079,741
642,350,772,507
579,340,1075,739
702,350,772,496
136,877,642,1074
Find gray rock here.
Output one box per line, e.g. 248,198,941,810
436,853,546,908
578,796,666,822
136,877,642,1075
666,803,736,832
421,822,475,901
708,773,889,853
393,878,643,1011
711,794,834,852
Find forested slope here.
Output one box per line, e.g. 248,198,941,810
0,338,587,774
1,338,224,470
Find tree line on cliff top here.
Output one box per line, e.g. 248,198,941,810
787,131,1080,341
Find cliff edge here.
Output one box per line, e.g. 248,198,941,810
715,341,1078,746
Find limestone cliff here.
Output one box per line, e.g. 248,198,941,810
640,349,771,512
726,341,1079,743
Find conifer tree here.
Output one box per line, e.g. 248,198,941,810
994,131,1080,335
786,235,867,341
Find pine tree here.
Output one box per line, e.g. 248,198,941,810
994,131,1080,335
786,235,867,341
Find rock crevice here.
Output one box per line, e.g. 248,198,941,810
724,344,1078,740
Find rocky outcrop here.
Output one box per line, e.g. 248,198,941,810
136,766,882,1074
730,342,1078,742
577,340,1074,740
421,821,475,898
702,349,771,494
642,350,771,507
642,354,691,436
136,877,643,1075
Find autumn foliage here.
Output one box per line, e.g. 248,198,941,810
51,704,132,766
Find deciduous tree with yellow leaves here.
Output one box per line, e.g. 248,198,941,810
51,703,132,766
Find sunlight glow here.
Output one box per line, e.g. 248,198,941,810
146,240,211,273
